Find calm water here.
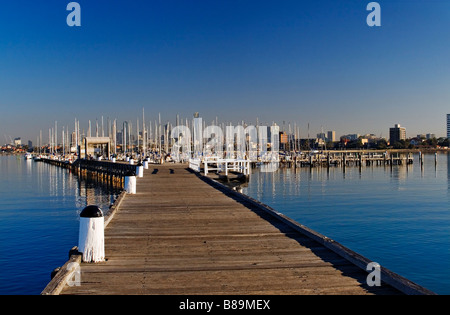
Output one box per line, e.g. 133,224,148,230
0,155,120,295
242,153,450,294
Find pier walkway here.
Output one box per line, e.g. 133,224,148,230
53,164,426,295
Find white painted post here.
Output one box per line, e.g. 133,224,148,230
204,160,208,175
143,158,149,169
136,162,144,178
78,206,105,263
124,170,137,194
129,158,134,165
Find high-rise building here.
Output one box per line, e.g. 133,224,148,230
389,124,406,144
327,131,336,142
447,114,450,139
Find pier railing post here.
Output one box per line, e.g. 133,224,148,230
143,158,149,170
124,170,137,194
136,162,144,178
78,205,105,263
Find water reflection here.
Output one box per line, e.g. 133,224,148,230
75,172,121,212
26,159,32,175
33,160,121,214
448,153,450,191
390,163,408,192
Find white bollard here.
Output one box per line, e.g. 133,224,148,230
129,158,134,165
136,163,144,178
143,159,149,169
126,156,130,162
78,205,105,263
124,171,137,194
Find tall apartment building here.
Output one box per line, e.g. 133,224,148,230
327,131,336,142
447,114,450,139
389,124,406,144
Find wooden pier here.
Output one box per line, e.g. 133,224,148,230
280,150,415,168
42,163,434,295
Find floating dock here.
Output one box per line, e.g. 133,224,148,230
42,163,434,295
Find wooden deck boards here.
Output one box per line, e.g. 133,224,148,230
60,164,402,295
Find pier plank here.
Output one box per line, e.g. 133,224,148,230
59,164,404,295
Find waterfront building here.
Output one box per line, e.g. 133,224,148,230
447,114,450,139
389,124,406,144
14,137,21,146
327,131,336,142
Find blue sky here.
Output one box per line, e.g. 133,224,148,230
1,0,449,143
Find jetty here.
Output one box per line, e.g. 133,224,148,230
41,163,434,295
279,150,415,168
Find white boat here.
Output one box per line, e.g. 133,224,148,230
24,152,33,160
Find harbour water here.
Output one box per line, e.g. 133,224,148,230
242,152,450,295
0,155,120,295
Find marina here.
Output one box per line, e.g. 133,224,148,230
2,0,450,300
2,116,449,296
41,164,432,295
1,150,448,295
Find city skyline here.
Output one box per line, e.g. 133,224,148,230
1,1,450,141
2,112,449,148
3,115,449,149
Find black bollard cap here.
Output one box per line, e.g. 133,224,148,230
137,162,143,166
80,205,103,218
126,170,136,176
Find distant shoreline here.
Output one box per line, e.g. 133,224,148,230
0,152,25,156
1,148,449,157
